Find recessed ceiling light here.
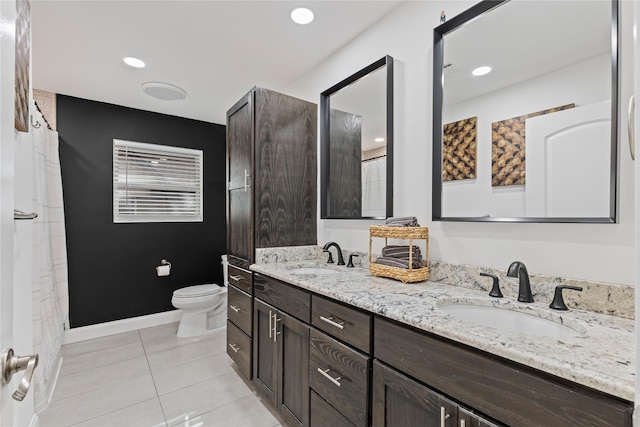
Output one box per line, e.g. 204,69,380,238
375,137,385,143
123,57,146,68
291,7,314,25
141,82,186,101
472,66,492,76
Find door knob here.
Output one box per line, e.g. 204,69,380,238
1,348,39,401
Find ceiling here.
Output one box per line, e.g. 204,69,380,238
31,1,401,125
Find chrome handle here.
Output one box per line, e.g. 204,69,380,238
228,343,239,353
244,169,250,192
317,368,342,387
268,310,272,339
319,315,345,330
629,96,636,160
460,420,466,427
229,305,241,313
273,314,281,342
1,348,39,401
229,274,242,285
440,407,451,427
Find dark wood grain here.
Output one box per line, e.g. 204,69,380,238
228,189,252,264
309,329,370,427
311,295,372,354
374,317,633,427
459,407,501,427
227,95,252,190
226,320,252,379
254,274,310,323
310,390,356,427
227,284,252,336
253,298,277,403
254,88,317,248
227,265,252,294
277,311,310,427
328,108,362,218
372,360,457,427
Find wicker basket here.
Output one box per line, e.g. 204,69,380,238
369,225,429,283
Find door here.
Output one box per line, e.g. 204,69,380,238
372,361,457,427
226,93,253,264
277,311,309,427
253,298,277,402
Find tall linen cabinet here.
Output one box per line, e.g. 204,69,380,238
225,88,317,417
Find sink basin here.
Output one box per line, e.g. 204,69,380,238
288,267,340,275
438,301,583,338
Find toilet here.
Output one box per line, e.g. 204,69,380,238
171,284,227,337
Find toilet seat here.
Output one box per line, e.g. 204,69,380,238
173,284,222,298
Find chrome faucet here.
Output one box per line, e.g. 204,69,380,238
322,242,345,266
507,261,534,303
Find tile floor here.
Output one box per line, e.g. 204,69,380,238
38,323,283,427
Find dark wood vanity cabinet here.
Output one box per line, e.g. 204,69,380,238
226,87,317,269
253,275,311,427
374,317,633,427
226,266,253,380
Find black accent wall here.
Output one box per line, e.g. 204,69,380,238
57,95,226,328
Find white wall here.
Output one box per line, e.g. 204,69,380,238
286,1,636,285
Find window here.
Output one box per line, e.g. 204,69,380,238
113,139,203,223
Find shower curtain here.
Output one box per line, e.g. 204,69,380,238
30,107,69,411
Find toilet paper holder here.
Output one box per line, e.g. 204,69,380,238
156,259,171,276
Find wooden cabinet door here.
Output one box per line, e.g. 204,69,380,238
372,360,457,427
253,298,277,403
227,94,253,263
276,311,310,427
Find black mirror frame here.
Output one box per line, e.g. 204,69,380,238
320,55,394,220
432,0,619,224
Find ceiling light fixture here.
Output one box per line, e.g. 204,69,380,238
472,66,492,76
291,7,314,25
141,82,187,101
123,57,146,68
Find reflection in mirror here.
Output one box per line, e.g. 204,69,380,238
432,0,618,223
321,55,393,219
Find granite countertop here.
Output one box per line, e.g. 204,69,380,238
250,260,635,402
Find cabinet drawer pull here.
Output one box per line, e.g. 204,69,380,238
228,343,239,353
229,305,241,313
273,314,281,342
440,407,451,427
460,420,466,427
317,368,342,387
268,310,273,338
229,275,242,285
244,169,250,192
319,315,345,330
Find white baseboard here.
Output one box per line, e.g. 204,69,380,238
63,310,182,344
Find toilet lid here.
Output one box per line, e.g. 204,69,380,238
173,284,222,298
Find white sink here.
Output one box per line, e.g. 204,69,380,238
438,301,584,338
288,267,340,275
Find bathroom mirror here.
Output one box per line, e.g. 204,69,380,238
432,0,619,223
320,55,393,219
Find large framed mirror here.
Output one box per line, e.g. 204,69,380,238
321,55,393,219
432,0,619,223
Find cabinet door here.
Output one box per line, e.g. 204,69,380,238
253,298,277,402
276,311,310,427
227,94,253,263
458,408,501,427
372,361,457,427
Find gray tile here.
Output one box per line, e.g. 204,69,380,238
141,324,226,355
62,331,140,358
59,341,146,376
53,355,151,402
159,372,254,424
146,333,226,372
152,352,235,395
71,398,167,427
40,373,157,426
170,394,280,427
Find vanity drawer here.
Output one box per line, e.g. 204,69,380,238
312,295,371,354
254,273,310,323
228,265,252,294
227,285,252,336
309,329,370,427
374,317,633,427
310,389,355,427
226,320,251,379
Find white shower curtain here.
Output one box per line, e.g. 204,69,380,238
30,107,69,411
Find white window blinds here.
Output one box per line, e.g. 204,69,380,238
113,139,203,223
